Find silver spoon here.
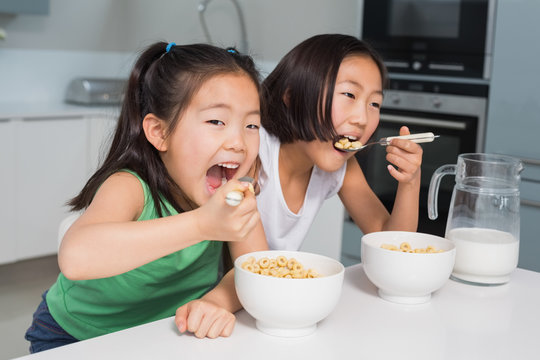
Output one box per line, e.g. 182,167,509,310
335,132,439,152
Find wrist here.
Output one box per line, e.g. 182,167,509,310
190,207,208,240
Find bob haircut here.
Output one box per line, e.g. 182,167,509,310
262,34,387,144
68,42,262,217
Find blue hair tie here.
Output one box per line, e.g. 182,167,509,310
227,48,237,54
166,42,176,53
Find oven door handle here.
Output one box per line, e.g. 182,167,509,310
381,114,468,130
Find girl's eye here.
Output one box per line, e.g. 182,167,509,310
247,124,260,130
342,92,355,99
207,119,225,126
370,102,381,109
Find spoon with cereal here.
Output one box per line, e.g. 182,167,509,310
334,132,439,152
225,176,256,206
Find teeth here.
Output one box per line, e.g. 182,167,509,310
344,135,357,141
218,163,239,169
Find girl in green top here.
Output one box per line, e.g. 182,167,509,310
25,41,267,353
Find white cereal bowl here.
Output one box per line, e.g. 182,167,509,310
361,231,456,305
234,250,345,337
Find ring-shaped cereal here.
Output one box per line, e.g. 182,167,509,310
242,263,254,272
240,255,321,278
276,256,287,267
381,243,444,253
258,257,270,269
400,242,412,251
287,258,297,270
269,268,279,277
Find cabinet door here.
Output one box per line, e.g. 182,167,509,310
87,114,117,174
519,164,540,272
15,117,88,260
486,0,540,272
486,0,540,160
0,119,16,264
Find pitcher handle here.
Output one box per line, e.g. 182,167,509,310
427,164,456,220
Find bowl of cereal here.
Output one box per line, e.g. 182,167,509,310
361,231,456,305
234,250,345,337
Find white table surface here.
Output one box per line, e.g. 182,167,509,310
14,264,540,360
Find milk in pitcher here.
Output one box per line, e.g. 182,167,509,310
447,227,519,284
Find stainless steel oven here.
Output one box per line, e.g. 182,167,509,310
362,0,496,79
355,78,488,236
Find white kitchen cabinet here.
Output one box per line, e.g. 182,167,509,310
14,116,89,260
87,114,117,173
0,110,117,265
0,119,17,263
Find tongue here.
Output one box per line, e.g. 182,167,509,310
223,166,237,180
206,165,224,190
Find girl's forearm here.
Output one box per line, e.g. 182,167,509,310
59,209,204,280
384,180,420,232
201,269,242,313
203,222,268,313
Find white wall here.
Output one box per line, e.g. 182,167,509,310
0,0,362,59
0,0,362,103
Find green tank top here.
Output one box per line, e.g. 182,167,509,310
47,170,223,340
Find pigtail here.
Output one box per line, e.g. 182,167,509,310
68,43,176,217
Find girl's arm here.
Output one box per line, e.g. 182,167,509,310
174,218,268,338
59,171,260,280
196,221,267,313
339,126,422,233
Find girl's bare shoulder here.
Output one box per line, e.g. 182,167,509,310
85,171,145,221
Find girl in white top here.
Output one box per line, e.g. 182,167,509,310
258,34,424,250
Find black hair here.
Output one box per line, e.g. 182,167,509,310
68,42,262,217
262,34,387,143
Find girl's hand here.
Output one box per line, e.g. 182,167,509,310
195,178,260,242
175,299,235,339
385,126,423,184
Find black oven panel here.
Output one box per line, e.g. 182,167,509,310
362,0,496,79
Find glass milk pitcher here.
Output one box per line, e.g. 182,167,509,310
428,153,523,285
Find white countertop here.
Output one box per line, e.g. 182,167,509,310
14,264,540,360
0,102,119,120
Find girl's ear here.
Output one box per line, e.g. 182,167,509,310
282,88,291,107
143,113,168,151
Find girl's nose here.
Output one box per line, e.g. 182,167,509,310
349,107,368,126
224,129,246,152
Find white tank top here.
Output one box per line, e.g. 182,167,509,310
257,128,347,250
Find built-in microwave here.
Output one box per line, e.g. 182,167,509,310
361,0,496,79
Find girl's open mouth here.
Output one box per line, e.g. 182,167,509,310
206,163,239,194
333,135,362,152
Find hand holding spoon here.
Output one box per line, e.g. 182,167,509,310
225,176,256,206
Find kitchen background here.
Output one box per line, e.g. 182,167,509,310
0,0,539,358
